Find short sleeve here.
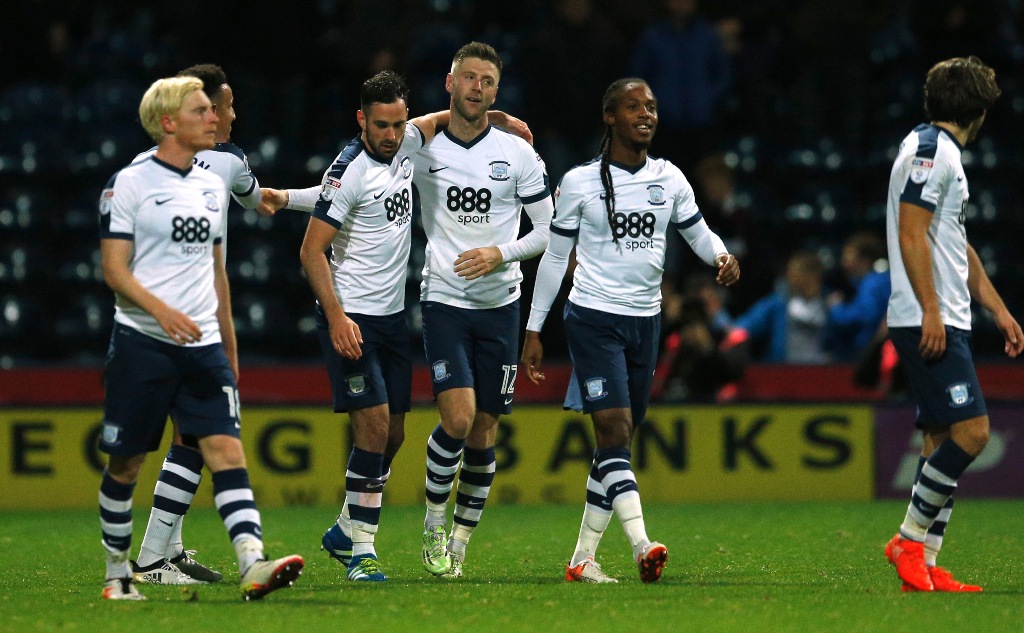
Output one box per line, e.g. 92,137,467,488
515,141,550,204
550,171,584,235
669,165,702,229
100,170,136,240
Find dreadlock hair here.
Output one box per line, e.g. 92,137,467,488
599,78,649,244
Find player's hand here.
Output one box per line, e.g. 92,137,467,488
455,247,503,280
156,307,202,345
521,331,546,384
257,187,288,217
994,309,1024,358
919,310,946,360
329,313,363,359
715,253,740,286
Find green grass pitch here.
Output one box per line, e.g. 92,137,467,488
2,501,1022,633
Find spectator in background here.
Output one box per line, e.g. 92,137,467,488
733,251,830,364
826,231,891,361
628,0,732,174
525,0,625,180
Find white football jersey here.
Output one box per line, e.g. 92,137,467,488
886,124,971,330
312,124,424,316
100,156,228,345
413,126,549,308
554,156,701,316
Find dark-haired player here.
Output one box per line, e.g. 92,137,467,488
522,77,738,583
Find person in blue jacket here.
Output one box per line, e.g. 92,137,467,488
826,232,891,361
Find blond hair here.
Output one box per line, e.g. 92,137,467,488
139,76,205,143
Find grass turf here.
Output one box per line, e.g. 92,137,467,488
1,501,1022,633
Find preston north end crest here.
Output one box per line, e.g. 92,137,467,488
584,377,607,401
647,184,665,205
203,191,220,212
489,160,510,181
946,382,973,408
346,373,367,396
432,360,451,383
101,421,122,447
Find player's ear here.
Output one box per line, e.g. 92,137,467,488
160,113,176,136
603,112,615,127
445,73,454,95
356,108,366,131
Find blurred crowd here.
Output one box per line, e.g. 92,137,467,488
2,0,1023,373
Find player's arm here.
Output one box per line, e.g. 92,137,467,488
299,216,363,359
898,201,944,359
100,238,201,344
212,243,238,378
257,186,320,216
521,228,576,384
966,243,1023,357
455,195,553,280
676,215,739,285
232,170,262,210
487,110,533,145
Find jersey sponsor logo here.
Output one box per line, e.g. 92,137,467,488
432,360,451,383
489,160,510,181
203,191,220,212
584,377,607,401
346,374,367,396
155,197,172,206
100,421,122,447
171,216,212,244
99,189,114,214
647,184,665,205
946,382,973,408
909,158,933,184
400,156,412,179
428,166,449,173
612,212,656,250
384,189,412,227
320,176,342,202
446,186,492,224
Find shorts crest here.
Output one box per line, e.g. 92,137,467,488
432,360,450,383
584,377,607,401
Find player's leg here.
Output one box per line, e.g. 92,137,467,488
343,404,390,581
180,344,303,600
420,302,477,574
98,324,179,600
886,327,987,592
443,302,519,577
566,452,617,583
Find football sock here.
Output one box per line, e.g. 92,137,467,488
900,439,973,541
424,424,464,528
451,446,496,553
338,468,389,537
136,445,203,566
99,470,135,579
596,447,649,557
212,468,264,571
346,447,384,558
570,457,614,567
913,456,955,566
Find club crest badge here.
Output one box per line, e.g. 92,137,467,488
432,360,450,383
947,382,973,408
346,374,366,396
647,184,665,205
203,191,220,212
401,156,412,179
585,377,607,401
320,176,342,202
489,160,510,181
101,421,122,447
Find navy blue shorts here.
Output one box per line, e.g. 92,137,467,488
101,324,240,456
421,300,519,415
889,326,988,428
316,307,412,414
562,301,660,424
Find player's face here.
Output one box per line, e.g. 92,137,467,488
358,99,408,160
211,84,235,143
170,89,218,152
605,84,658,152
447,57,499,123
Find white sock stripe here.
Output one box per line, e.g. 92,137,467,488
610,490,643,521
455,507,483,522
223,508,261,531
584,503,614,518
350,492,383,509
426,480,454,495
596,457,631,468
936,507,953,522
921,462,957,487
100,519,133,536
99,494,132,513
915,486,948,508
586,478,606,495
154,481,196,504
163,461,203,484
601,470,637,488
457,484,491,497
214,488,255,507
460,463,496,474
427,436,463,459
350,522,379,537
427,464,460,477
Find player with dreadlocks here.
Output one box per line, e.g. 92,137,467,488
521,77,739,583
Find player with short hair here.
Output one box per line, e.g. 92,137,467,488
413,41,554,579
98,76,302,601
129,63,262,586
521,77,739,584
883,56,1022,593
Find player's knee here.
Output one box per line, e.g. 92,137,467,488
952,416,990,456
106,454,145,483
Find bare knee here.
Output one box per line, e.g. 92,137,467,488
950,416,989,457
198,435,247,472
106,454,146,483
592,410,633,449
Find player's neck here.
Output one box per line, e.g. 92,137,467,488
932,121,970,146
155,141,197,171
609,144,647,168
446,110,489,143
